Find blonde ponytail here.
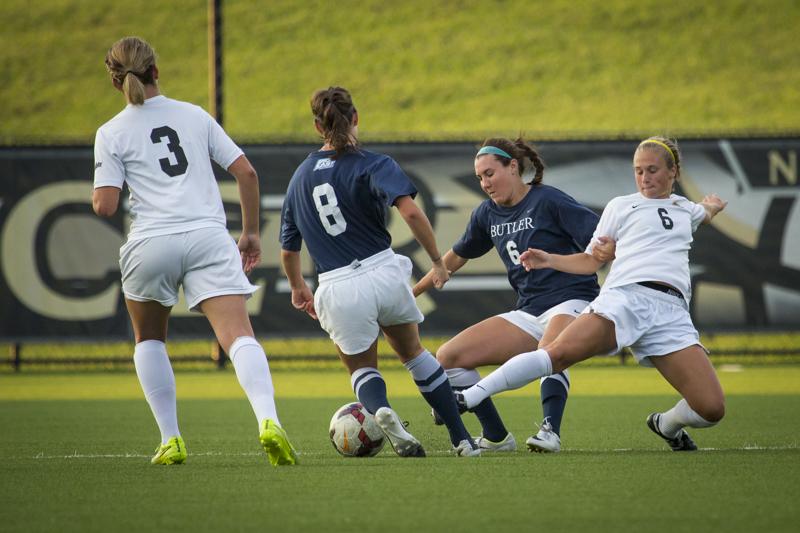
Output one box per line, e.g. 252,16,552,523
105,37,157,105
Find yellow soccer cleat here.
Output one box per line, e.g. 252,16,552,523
151,436,187,465
259,419,298,466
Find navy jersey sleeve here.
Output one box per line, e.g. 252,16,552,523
452,203,494,259
548,188,599,248
369,156,417,207
280,184,303,252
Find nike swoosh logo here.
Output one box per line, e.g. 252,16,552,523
631,204,639,208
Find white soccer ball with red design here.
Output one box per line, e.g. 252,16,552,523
329,402,386,457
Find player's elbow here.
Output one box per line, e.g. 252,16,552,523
280,248,299,266
240,165,258,183
93,198,117,217
229,156,258,183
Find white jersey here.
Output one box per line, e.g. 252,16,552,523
585,192,706,302
93,95,243,240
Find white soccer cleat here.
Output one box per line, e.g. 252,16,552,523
474,432,517,452
453,439,481,457
525,419,561,453
375,407,426,457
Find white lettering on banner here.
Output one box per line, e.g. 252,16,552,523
0,181,269,321
1,182,120,320
769,150,797,186
490,217,535,238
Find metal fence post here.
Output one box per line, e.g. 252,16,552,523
11,342,21,372
212,341,228,370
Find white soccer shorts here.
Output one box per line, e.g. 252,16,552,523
119,226,259,311
585,283,705,366
314,248,424,355
498,299,590,341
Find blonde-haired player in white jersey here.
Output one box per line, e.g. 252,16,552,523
93,37,296,466
456,136,727,451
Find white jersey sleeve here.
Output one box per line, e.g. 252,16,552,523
93,127,125,189
687,199,707,232
585,197,623,254
206,112,244,170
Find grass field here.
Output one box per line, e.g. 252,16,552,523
2,0,799,143
2,366,798,532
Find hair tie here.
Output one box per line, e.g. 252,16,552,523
477,146,513,159
639,139,676,162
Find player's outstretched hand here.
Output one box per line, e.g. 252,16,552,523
703,194,728,212
519,248,550,271
291,285,317,320
238,232,261,274
592,236,616,263
701,193,728,222
431,260,450,290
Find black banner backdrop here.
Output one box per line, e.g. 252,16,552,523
1,139,798,339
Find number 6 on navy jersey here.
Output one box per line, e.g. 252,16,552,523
506,240,521,265
312,183,347,236
150,126,189,177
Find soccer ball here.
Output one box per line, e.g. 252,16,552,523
329,402,386,457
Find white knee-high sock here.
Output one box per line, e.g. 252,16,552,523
658,398,717,438
133,340,180,444
462,349,553,408
445,367,481,389
229,337,279,426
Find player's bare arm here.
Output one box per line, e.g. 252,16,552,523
700,193,727,224
394,195,450,289
413,249,468,297
228,155,261,273
92,186,121,217
520,248,603,275
280,249,317,319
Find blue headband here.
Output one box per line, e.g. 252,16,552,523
477,146,513,159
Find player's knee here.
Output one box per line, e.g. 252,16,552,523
700,399,725,424
540,342,567,373
435,342,464,369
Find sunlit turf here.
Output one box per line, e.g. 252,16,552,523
1,368,799,532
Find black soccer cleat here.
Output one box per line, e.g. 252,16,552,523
454,391,469,414
647,413,698,451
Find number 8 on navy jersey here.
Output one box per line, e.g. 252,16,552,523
281,151,417,274
313,183,347,236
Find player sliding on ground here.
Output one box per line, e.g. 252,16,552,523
93,37,297,466
456,137,728,451
280,86,480,457
414,138,614,453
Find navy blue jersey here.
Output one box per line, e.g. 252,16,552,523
453,184,600,315
280,149,417,273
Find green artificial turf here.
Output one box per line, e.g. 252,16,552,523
1,369,798,532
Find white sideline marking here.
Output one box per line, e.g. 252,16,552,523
23,443,798,460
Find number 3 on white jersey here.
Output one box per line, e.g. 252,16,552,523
506,240,520,265
312,183,347,236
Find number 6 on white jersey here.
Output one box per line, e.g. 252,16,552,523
312,183,347,236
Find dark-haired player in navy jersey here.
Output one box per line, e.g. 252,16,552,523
280,86,480,457
415,137,613,453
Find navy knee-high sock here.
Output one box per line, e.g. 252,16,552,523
405,352,473,448
540,371,570,436
350,367,391,414
447,368,508,442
